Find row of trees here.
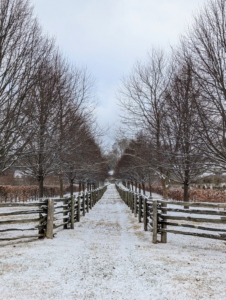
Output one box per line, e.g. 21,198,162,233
0,0,108,197
115,0,226,202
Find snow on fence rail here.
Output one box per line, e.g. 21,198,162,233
115,183,226,244
0,185,107,244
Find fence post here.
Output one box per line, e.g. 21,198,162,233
138,195,142,223
71,196,75,229
128,191,131,209
63,198,68,229
152,200,158,244
39,199,45,237
86,192,89,213
161,202,167,243
131,192,134,213
46,198,54,238
94,190,97,204
90,191,93,208
97,190,99,202
82,193,86,216
134,193,137,217
130,192,132,210
77,195,81,222
143,198,147,231
92,191,95,205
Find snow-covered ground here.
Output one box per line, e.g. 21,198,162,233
0,184,226,300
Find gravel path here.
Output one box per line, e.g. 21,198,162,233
0,184,226,299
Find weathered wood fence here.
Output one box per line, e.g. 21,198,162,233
115,183,226,243
0,185,107,243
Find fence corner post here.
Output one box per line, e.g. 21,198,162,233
46,198,54,239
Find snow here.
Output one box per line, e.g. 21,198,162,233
13,170,23,178
0,184,226,299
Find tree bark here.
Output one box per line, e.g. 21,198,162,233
184,179,189,209
161,178,168,200
59,173,63,198
149,183,152,197
38,176,44,198
70,179,74,196
142,182,146,195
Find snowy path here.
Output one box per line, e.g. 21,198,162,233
0,184,226,300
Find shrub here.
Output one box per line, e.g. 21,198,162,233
0,185,80,202
151,186,226,203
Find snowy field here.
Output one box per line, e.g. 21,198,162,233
0,184,226,300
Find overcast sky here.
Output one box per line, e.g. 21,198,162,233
30,0,207,146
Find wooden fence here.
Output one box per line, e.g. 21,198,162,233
0,185,107,244
115,183,226,244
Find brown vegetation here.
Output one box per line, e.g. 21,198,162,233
151,186,226,203
0,185,80,202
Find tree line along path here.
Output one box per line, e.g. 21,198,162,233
0,184,225,300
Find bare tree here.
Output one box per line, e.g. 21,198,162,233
63,119,95,195
54,61,96,197
163,62,206,202
21,51,62,197
181,0,226,170
118,48,172,198
105,138,130,172
0,0,52,173
114,133,159,195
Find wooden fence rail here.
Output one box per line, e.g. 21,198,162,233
115,183,226,244
0,185,107,243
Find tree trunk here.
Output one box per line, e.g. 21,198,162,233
59,173,63,198
70,179,74,196
79,181,82,194
148,173,152,198
184,180,189,209
149,182,152,198
142,182,146,195
161,178,168,200
38,176,44,198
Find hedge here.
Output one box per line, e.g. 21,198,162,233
151,186,226,203
0,185,79,202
